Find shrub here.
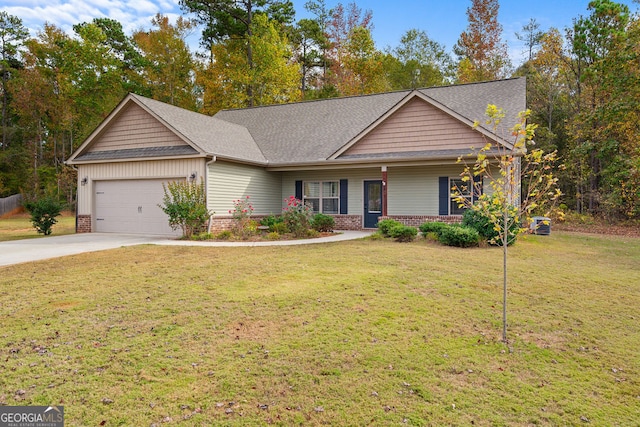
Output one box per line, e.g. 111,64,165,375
305,229,320,238
389,224,418,242
260,214,284,231
418,221,448,236
282,196,313,237
216,230,233,240
271,222,289,235
437,225,480,248
229,196,254,239
24,197,62,235
192,232,213,241
462,201,519,246
311,213,335,232
377,219,402,237
159,180,211,238
266,232,281,240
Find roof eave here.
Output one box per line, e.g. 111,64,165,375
65,153,210,166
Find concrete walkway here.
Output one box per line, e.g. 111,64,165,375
0,231,373,267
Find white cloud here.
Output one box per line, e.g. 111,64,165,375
4,0,184,39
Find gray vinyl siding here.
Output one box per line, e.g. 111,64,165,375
282,168,381,214
386,165,467,215
208,161,282,216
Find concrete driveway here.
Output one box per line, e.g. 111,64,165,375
0,233,170,267
0,231,373,267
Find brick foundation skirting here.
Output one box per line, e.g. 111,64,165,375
208,214,364,232
77,215,92,233
79,214,460,234
378,215,462,227
332,215,362,230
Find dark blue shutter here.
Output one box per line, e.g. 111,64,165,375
438,176,449,215
295,180,303,200
472,175,483,203
339,179,348,214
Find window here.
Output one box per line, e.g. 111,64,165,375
450,178,471,215
303,181,339,214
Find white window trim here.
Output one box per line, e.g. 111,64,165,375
303,180,340,214
449,177,471,215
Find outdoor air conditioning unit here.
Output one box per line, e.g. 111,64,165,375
530,216,551,235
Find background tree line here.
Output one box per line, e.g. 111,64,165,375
0,0,638,221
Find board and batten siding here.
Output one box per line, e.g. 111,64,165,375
208,161,282,216
387,165,467,216
343,97,486,156
282,168,382,215
90,103,190,152
76,159,205,215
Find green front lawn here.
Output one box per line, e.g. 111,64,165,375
0,232,638,425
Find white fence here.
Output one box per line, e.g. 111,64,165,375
0,194,22,216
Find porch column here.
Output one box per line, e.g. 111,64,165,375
381,166,388,217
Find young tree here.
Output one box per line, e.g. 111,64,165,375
454,0,511,83
456,105,562,343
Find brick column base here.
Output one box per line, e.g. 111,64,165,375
77,215,92,233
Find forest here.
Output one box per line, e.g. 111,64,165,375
0,0,638,221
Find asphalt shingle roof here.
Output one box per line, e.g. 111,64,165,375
69,78,525,166
131,94,267,163
214,78,526,164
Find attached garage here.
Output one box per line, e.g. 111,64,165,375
66,94,221,235
94,179,181,236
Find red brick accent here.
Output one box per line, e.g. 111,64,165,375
208,214,364,232
331,215,362,230
379,215,462,227
77,215,92,233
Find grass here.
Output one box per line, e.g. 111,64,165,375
0,232,639,425
0,211,76,241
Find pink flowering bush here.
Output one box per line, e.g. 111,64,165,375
282,196,313,237
229,196,254,239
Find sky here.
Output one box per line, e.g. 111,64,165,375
2,0,639,65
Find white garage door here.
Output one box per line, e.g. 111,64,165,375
95,179,183,236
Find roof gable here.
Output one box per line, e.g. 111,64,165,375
337,95,488,159
68,94,266,164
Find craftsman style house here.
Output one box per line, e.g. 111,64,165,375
67,78,525,235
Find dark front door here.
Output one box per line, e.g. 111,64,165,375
364,180,382,228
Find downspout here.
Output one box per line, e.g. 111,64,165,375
205,155,217,233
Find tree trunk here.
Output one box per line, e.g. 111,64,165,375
502,208,508,343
